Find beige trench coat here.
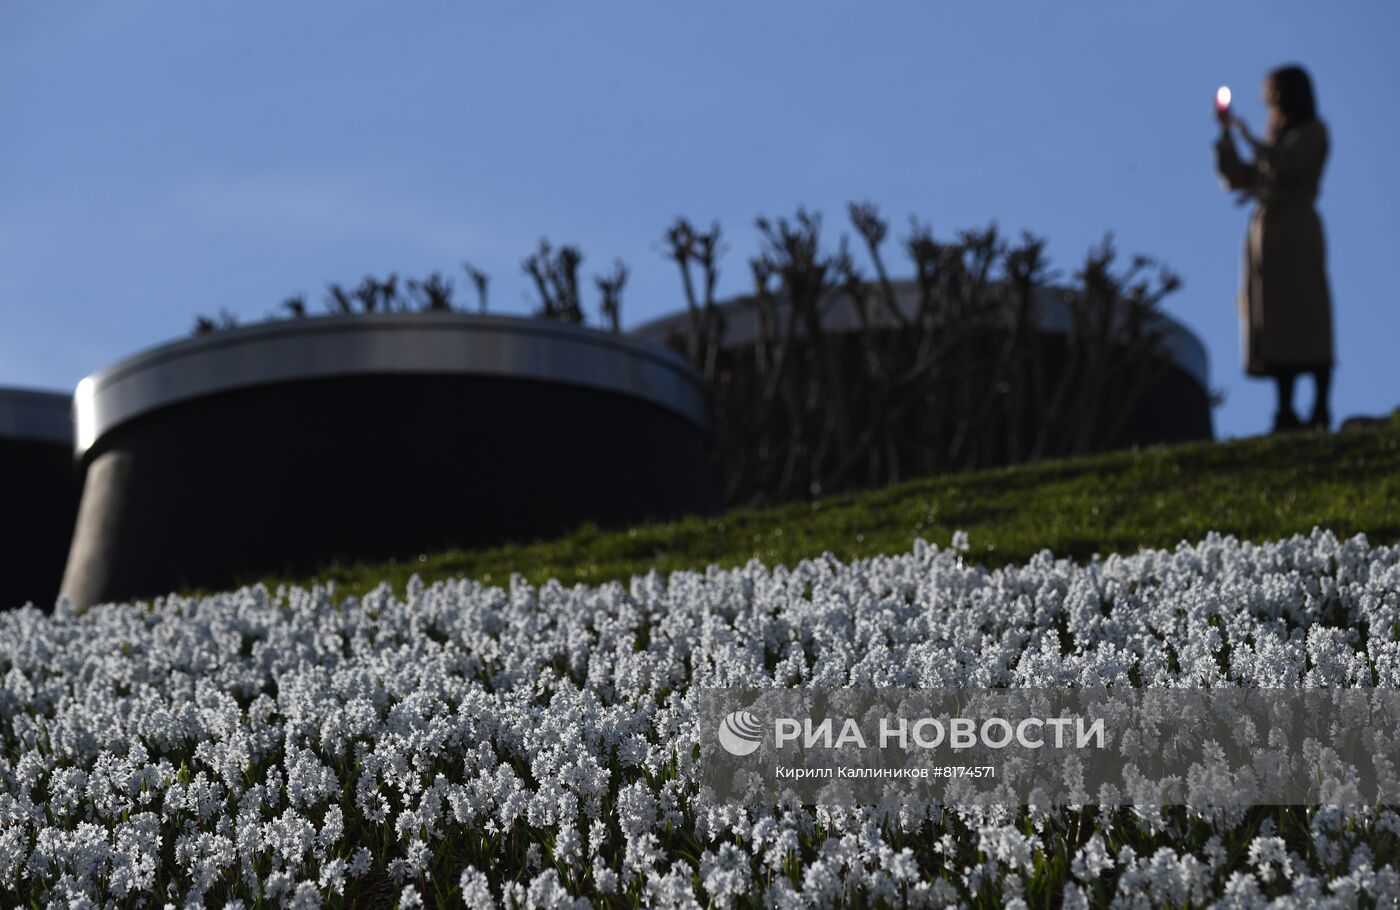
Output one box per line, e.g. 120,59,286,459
1214,119,1334,376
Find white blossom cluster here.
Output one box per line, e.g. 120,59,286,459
2,527,1399,907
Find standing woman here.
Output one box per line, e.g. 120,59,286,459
1214,65,1335,432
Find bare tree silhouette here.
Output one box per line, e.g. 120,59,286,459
192,309,239,335
325,283,355,315
664,203,1182,505
351,274,402,313
462,262,490,313
662,218,728,382
595,260,628,333
408,272,454,311
280,295,308,319
523,239,586,324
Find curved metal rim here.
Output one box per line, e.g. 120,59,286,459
628,282,1212,390
0,387,73,445
74,313,709,459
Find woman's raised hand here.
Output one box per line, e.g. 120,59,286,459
1215,103,1233,134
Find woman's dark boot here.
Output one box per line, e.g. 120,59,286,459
1272,371,1302,433
1308,368,1333,431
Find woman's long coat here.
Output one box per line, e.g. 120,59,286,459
1214,119,1334,376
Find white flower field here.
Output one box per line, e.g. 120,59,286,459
3,528,1399,907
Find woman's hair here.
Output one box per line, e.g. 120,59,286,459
1268,65,1318,137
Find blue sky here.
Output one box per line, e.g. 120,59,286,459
3,1,1397,439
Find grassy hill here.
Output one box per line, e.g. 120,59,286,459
267,418,1400,597
24,415,1400,908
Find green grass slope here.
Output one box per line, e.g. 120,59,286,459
267,420,1400,598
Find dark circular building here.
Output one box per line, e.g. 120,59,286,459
62,313,718,608
0,388,80,610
